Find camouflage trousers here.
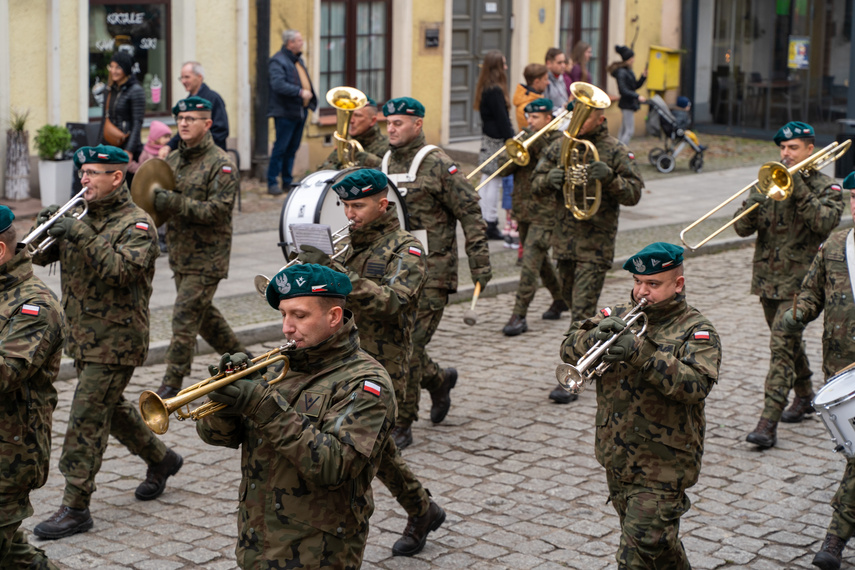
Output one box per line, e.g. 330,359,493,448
376,433,431,517
827,455,855,541
400,289,448,425
60,362,168,510
164,273,245,389
238,521,366,570
556,258,611,321
0,522,56,570
607,479,692,570
512,222,561,317
760,297,813,421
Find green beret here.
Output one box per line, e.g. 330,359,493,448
383,97,425,118
843,172,855,190
332,169,389,200
265,263,353,308
773,121,814,146
73,145,129,168
0,206,14,233
623,242,684,275
366,96,377,107
172,96,213,115
525,98,553,114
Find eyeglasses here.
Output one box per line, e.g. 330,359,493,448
176,116,204,124
77,169,118,179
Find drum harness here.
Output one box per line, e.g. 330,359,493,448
847,228,855,302
380,145,440,194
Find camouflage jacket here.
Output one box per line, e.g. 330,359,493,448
0,250,65,524
533,120,644,263
733,168,843,299
560,293,721,491
796,228,855,378
385,131,491,291
33,184,158,366
196,313,396,569
165,131,239,278
333,202,426,397
505,129,561,226
319,124,388,170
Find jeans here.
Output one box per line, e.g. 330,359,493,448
268,116,306,188
619,109,635,145
479,174,501,223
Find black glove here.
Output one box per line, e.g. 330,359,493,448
595,316,627,341
602,332,636,363
588,161,613,182
744,188,766,209
46,216,94,242
208,352,251,377
472,271,492,291
781,308,806,334
546,168,565,190
37,204,60,225
154,189,182,213
298,244,332,267
208,378,264,416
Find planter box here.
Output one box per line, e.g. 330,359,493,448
38,160,74,207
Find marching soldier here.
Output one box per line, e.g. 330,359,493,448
318,96,387,170
152,96,247,400
0,207,64,569
297,169,445,556
735,121,844,449
532,105,643,404
500,98,565,336
33,146,182,540
381,96,492,447
197,263,396,569
560,243,721,569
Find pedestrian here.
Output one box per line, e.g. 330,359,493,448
782,171,855,570
544,48,569,108
32,145,182,540
99,51,145,175
318,96,387,170
152,96,247,400
736,121,844,449
565,41,592,91
532,105,644,403
512,63,549,130
608,45,647,146
0,206,64,569
559,242,721,569
380,96,492,448
267,29,317,196
197,263,396,569
474,50,515,240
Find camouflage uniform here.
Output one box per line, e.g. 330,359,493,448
505,128,562,317
162,131,245,390
0,250,64,570
561,293,721,568
319,124,387,170
733,170,843,420
385,132,492,425
31,183,170,510
533,119,644,320
196,313,396,569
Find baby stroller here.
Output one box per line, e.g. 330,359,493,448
645,94,706,174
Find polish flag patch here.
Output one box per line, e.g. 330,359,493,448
97,153,108,159
694,331,710,340
628,151,636,160
662,260,674,267
408,246,422,257
831,184,842,192
363,380,382,396
135,222,150,230
311,285,327,293
448,165,458,175
21,304,40,316
600,307,612,317
222,166,233,174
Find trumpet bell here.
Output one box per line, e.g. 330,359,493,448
570,82,612,110
325,86,368,111
504,139,530,167
555,363,585,393
139,391,171,435
254,274,270,297
757,162,793,202
131,158,174,227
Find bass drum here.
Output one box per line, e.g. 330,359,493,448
278,168,410,259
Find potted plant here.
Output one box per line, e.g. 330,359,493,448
4,108,30,200
34,124,73,207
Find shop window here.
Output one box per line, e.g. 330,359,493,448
88,1,171,119
560,0,609,89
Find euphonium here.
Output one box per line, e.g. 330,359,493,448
326,86,368,168
561,82,611,221
20,188,89,254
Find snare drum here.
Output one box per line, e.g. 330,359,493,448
813,365,855,456
278,169,410,258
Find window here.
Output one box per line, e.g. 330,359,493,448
560,0,609,89
88,0,171,119
319,0,392,113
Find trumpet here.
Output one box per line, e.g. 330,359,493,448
20,188,89,254
555,298,649,394
680,139,852,251
139,341,298,434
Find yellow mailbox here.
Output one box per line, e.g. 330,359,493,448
647,45,682,94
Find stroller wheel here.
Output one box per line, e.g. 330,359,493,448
648,148,664,166
690,154,704,173
656,153,675,174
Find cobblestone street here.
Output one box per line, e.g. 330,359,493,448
24,244,850,569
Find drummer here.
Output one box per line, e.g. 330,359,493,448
781,171,855,569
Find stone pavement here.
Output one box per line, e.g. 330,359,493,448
23,244,855,569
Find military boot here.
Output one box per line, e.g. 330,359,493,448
135,449,184,501
391,424,413,450
33,506,93,539
429,368,457,424
542,299,569,320
502,314,528,336
392,500,446,556
155,383,180,400
781,393,816,423
746,418,777,449
812,533,846,570
549,385,578,404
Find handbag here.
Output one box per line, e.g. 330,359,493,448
102,91,129,147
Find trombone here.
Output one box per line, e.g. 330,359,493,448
139,341,298,434
679,139,852,251
555,298,648,394
466,131,526,182
20,188,89,254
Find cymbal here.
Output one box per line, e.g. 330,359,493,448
131,158,174,227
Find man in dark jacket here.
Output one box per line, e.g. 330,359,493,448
267,29,317,196
159,61,230,155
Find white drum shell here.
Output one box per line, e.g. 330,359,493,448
814,367,855,456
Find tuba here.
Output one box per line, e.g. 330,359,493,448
561,82,611,221
326,86,368,168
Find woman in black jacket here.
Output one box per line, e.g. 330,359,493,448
99,52,145,164
474,50,514,240
608,45,647,145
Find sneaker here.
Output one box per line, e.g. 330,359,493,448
268,184,284,196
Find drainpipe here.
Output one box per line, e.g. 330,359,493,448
253,0,270,181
